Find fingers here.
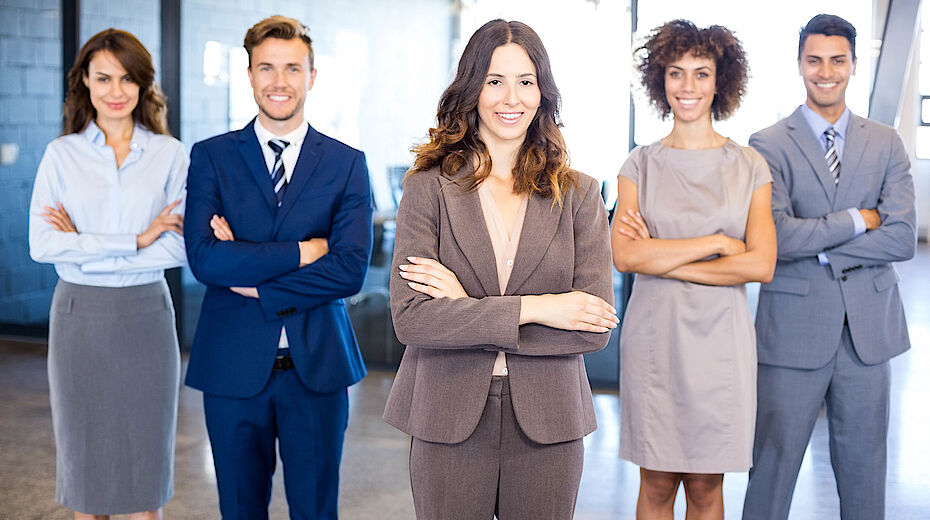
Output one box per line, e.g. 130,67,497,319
578,292,617,315
397,268,442,288
406,256,455,276
577,293,619,330
619,209,649,238
399,259,458,285
160,199,182,215
42,206,75,232
406,280,443,298
615,225,642,241
400,257,466,300
210,215,234,241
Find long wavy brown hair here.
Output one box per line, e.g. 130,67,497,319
410,19,575,203
63,29,168,135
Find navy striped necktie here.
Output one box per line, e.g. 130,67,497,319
268,139,290,206
824,127,840,184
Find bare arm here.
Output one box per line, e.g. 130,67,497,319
663,183,777,285
610,176,742,275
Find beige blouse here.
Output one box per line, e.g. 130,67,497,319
477,181,529,376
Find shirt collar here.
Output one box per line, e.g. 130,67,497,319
81,120,152,151
800,104,851,140
253,118,309,150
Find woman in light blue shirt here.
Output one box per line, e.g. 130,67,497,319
28,29,186,520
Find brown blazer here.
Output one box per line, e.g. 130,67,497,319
383,166,613,445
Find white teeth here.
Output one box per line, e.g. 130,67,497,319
498,112,520,120
679,99,698,106
816,82,837,88
269,95,289,101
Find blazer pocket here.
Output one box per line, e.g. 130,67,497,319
760,275,810,296
873,268,900,292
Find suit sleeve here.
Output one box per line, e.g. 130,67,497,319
254,151,374,320
391,173,611,356
820,129,917,277
507,176,613,356
389,172,523,350
184,141,299,287
750,132,858,261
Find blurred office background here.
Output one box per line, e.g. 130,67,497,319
1,0,928,518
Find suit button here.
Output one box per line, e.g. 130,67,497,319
841,276,848,281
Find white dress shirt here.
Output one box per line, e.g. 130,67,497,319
29,121,188,287
252,119,310,349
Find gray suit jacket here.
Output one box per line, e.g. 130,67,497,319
750,107,916,369
383,166,612,445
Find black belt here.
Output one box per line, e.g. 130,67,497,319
273,353,295,371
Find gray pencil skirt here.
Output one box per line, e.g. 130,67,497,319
48,279,180,515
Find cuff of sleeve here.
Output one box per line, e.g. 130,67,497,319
847,208,866,237
817,252,830,266
104,234,138,256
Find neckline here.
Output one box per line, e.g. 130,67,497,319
657,137,733,151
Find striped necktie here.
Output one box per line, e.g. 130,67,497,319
268,138,290,206
824,127,840,184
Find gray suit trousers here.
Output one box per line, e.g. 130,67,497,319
409,377,584,520
743,325,890,520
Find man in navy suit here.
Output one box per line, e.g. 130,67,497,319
184,15,372,520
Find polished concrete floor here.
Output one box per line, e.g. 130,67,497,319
1,245,929,519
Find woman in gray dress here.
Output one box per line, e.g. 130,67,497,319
28,29,186,520
611,20,777,520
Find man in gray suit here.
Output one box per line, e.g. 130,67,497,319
743,14,916,520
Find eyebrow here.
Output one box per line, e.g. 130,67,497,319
255,61,303,68
667,65,712,71
485,72,537,78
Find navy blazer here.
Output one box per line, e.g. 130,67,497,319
184,120,372,397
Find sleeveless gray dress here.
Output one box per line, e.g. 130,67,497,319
618,139,772,473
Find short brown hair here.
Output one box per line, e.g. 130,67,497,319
63,28,168,135
636,19,748,121
244,15,314,69
411,19,576,204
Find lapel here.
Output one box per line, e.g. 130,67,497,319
834,113,868,207
440,174,501,297
439,169,563,297
237,120,277,213
504,193,560,295
273,124,323,234
786,107,837,203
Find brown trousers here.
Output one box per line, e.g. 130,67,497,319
409,377,584,520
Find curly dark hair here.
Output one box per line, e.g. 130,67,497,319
636,19,748,121
409,19,575,203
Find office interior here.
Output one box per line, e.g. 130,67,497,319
0,0,927,517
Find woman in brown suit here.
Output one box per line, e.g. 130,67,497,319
383,19,618,520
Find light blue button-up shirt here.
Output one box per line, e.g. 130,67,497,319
799,105,866,264
29,121,188,287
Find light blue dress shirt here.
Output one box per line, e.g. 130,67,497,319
29,121,188,287
799,105,866,265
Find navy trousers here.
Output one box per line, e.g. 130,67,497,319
204,369,349,520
